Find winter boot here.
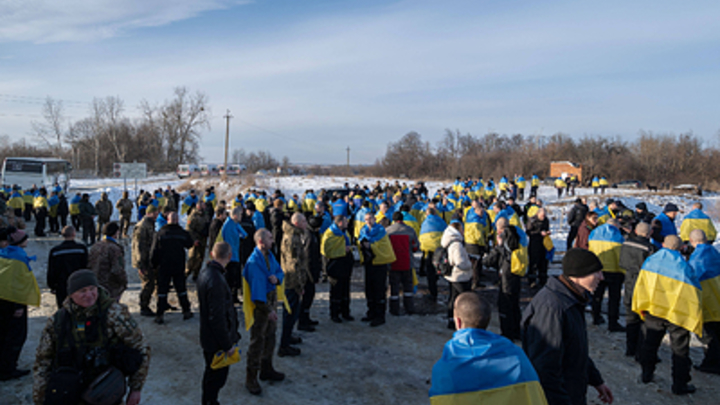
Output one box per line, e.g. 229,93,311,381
403,294,415,315
140,306,155,317
341,298,354,321
389,298,400,316
246,368,262,395
259,360,285,381
330,300,343,323
179,294,193,320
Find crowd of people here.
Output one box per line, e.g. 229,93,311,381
0,175,719,404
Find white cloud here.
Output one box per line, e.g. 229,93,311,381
0,0,250,43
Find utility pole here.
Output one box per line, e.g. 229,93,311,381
223,109,233,181
346,146,350,168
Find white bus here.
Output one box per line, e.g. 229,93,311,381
1,157,72,191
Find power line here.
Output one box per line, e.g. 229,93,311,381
0,93,90,107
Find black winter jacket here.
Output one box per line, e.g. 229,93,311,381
619,235,657,307
567,203,589,228
527,216,549,257
151,223,194,275
47,240,88,297
198,260,240,353
522,276,604,405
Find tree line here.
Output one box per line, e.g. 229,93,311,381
374,129,720,187
0,87,210,176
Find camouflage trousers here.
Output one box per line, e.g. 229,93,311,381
247,291,277,370
138,268,157,309
186,239,207,278
118,215,132,238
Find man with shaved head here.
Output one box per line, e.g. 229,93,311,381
619,221,657,358
430,292,546,404
151,211,195,324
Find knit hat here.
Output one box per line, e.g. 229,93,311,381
664,203,679,213
103,222,120,237
635,202,647,211
8,229,28,246
146,205,158,214
67,270,98,295
562,248,603,277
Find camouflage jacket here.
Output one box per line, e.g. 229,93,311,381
162,192,176,211
33,289,151,405
116,198,134,217
186,209,209,242
280,221,310,291
95,199,113,221
132,216,155,270
88,239,126,299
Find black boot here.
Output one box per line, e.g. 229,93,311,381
180,294,193,320
246,368,262,395
403,295,415,315
330,300,342,323
341,298,354,321
389,298,400,316
260,360,285,381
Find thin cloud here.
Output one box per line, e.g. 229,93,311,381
0,0,251,43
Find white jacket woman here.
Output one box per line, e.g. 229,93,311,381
441,221,473,283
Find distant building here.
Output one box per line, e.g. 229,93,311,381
550,161,582,182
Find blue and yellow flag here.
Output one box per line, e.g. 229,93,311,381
402,212,421,237
588,224,624,273
420,214,447,253
429,328,548,405
321,224,350,259
680,209,717,242
632,248,703,336
358,224,396,265
8,191,24,210
181,194,198,215
689,244,720,323
464,209,487,247
203,192,217,210
511,227,529,277
241,247,290,330
0,247,40,307
594,207,609,225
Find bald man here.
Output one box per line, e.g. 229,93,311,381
151,211,195,324
430,292,546,404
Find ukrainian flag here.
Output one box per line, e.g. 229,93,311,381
0,247,40,307
33,195,48,209
591,177,599,188
689,244,720,323
526,205,539,220
402,212,421,237
321,225,350,259
70,194,81,215
181,194,198,215
516,176,526,189
680,209,717,242
594,207,610,225
203,192,217,210
241,248,290,330
588,224,624,273
287,197,300,213
511,227,529,277
255,197,269,213
420,214,447,253
8,191,24,210
429,328,548,405
632,248,703,336
530,176,540,187
23,191,34,206
354,207,371,239
410,201,426,225
464,209,487,247
358,224,396,265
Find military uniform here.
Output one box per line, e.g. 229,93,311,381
88,238,126,301
95,197,113,242
279,221,310,348
186,208,209,280
132,216,156,312
32,289,151,405
116,198,134,238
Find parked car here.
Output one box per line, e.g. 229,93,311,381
612,180,642,189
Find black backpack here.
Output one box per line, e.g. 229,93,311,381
432,241,456,277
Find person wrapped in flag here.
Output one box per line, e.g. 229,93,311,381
632,235,701,395
588,219,626,331
217,207,248,304
687,229,720,375
419,207,447,302
680,202,717,242
358,212,396,327
430,292,547,405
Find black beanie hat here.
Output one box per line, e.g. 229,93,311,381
562,248,603,277
67,270,99,295
103,222,120,237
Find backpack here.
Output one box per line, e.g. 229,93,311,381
432,241,456,277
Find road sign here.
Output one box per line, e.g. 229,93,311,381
113,163,147,179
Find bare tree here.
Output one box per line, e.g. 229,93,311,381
31,97,65,152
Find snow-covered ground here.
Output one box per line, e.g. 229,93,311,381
4,174,720,405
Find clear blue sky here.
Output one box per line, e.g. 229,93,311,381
1,0,719,164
